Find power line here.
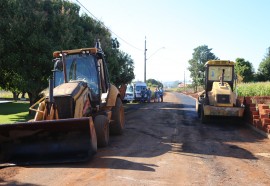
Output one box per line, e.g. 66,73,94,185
75,0,143,52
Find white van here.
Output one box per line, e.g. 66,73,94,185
123,84,135,102
134,82,147,101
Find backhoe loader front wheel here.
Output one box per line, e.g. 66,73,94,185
94,115,109,147
89,117,98,154
110,97,125,135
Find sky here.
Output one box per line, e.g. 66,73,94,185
73,0,270,82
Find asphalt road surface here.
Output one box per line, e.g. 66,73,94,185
1,92,270,185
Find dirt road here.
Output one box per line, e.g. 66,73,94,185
1,92,270,185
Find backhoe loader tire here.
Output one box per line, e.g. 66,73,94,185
89,117,98,154
94,115,109,147
110,97,125,135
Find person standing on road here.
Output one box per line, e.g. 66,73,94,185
140,87,146,103
159,87,163,102
154,88,160,102
146,88,152,103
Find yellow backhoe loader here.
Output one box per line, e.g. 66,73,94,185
0,40,125,165
196,60,245,123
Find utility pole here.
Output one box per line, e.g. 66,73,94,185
143,37,164,83
144,36,147,83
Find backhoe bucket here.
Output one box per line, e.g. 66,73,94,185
0,117,97,166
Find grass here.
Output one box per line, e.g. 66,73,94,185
168,82,270,97
0,102,33,124
237,82,270,97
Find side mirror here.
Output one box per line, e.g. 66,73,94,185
198,71,205,78
234,73,238,80
53,59,63,71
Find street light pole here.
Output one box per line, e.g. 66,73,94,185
144,37,147,83
144,37,165,83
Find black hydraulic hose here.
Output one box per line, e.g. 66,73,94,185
49,77,54,103
62,53,67,83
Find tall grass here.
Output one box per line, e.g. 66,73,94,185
0,91,13,98
237,82,270,97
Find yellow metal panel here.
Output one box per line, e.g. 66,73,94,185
106,84,119,107
74,88,89,118
33,101,46,121
53,82,85,100
208,82,234,107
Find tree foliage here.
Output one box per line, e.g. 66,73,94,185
146,79,163,88
187,45,219,92
235,58,254,83
108,50,135,87
0,0,134,104
255,47,270,82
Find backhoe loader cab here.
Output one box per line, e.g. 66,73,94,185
196,60,244,123
0,41,125,165
52,46,110,114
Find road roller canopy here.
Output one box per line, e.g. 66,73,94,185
205,60,235,66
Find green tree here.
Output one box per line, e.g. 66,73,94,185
0,0,52,102
108,50,135,87
0,0,135,105
257,48,270,81
235,58,254,82
187,45,219,92
0,0,83,104
146,79,163,88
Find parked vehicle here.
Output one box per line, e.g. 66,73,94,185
134,82,147,102
0,40,125,165
123,84,135,103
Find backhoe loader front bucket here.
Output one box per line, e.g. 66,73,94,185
0,117,97,166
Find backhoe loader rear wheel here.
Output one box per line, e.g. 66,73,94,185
110,97,125,135
94,115,109,147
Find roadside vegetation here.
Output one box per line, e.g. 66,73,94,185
237,82,270,97
172,82,270,98
0,91,13,99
